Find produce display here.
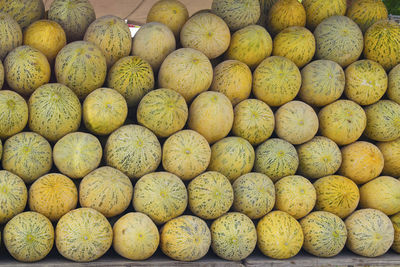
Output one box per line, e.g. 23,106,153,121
1,0,400,264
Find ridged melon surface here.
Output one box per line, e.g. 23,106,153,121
0,170,27,224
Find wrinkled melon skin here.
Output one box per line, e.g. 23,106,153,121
0,0,45,29
0,90,28,139
302,0,347,31
345,209,394,257
211,212,257,261
388,64,400,105
160,215,211,261
391,212,400,253
267,0,306,36
377,138,400,177
346,0,388,33
0,170,27,224
4,212,54,262
0,12,22,60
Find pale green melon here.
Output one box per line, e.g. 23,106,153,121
377,138,400,177
389,64,400,105
0,90,28,139
267,0,306,36
0,170,27,224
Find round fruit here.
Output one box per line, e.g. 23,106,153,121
267,0,306,36
133,172,187,225
4,45,50,96
0,59,3,88
137,88,188,138
0,170,27,224
0,0,44,29
258,0,279,26
28,173,78,222
314,175,360,218
254,138,299,182
302,0,347,31
211,212,257,261
300,211,347,257
4,212,53,262
105,124,161,179
28,83,81,142
389,64,400,105
56,208,113,262
55,41,107,99
188,171,233,220
82,88,128,136
346,0,388,33
2,132,52,183
345,208,394,257
257,211,304,259
113,212,159,260
377,138,400,177
160,215,211,261
0,12,22,60
0,90,28,139
79,166,133,218
391,213,400,253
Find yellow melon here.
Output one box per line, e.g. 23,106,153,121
346,0,388,33
0,59,3,88
0,170,27,224
389,64,400,105
0,0,45,30
0,90,28,139
267,0,306,36
377,138,400,177
302,0,347,31
0,12,22,60
391,212,400,253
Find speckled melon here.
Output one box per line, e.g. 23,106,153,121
0,170,27,224
105,124,161,179
83,88,128,136
28,173,78,221
162,130,211,180
364,20,400,71
314,16,363,67
133,172,187,225
4,212,53,262
257,211,304,259
160,215,211,261
254,138,299,182
84,15,131,68
0,12,22,60
2,132,52,184
345,208,394,257
253,56,301,107
267,0,306,36
211,212,257,261
113,212,159,260
302,0,347,31
258,0,278,26
158,48,213,102
0,59,3,88
4,45,50,96
56,208,113,262
299,60,345,107
377,138,400,177
48,0,96,42
225,25,272,70
28,83,81,142
79,166,133,218
346,0,388,33
314,175,360,218
137,88,188,138
55,41,107,100
300,211,347,257
0,0,44,29
275,175,316,219
391,212,400,253
389,64,400,105
0,90,28,139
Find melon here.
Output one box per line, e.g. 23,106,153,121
0,90,28,139
0,170,27,224
0,59,3,88
146,0,189,38
211,0,260,31
267,0,306,36
297,136,342,179
345,208,394,257
2,132,52,184
133,172,187,225
364,20,400,71
210,60,252,106
84,15,132,68
391,212,400,253
254,138,299,182
211,212,257,261
160,215,211,261
257,211,304,259
272,26,315,68
105,124,161,179
0,0,45,29
132,22,176,71
302,0,347,31
299,60,345,107
3,212,53,262
48,0,96,42
0,139,2,160
188,171,233,220
346,0,388,33
314,16,363,67
55,41,107,99
0,12,22,60
377,138,400,177
53,132,102,179
300,211,347,257
225,25,273,70
318,100,367,145
79,166,133,218
258,0,279,26
389,64,400,105
314,175,360,218
253,56,301,107
82,88,128,136
4,45,50,96
158,48,213,102
113,212,159,260
28,173,78,221
274,175,317,219
56,208,113,262
364,100,400,142
137,88,188,138
28,83,81,142
162,130,211,180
